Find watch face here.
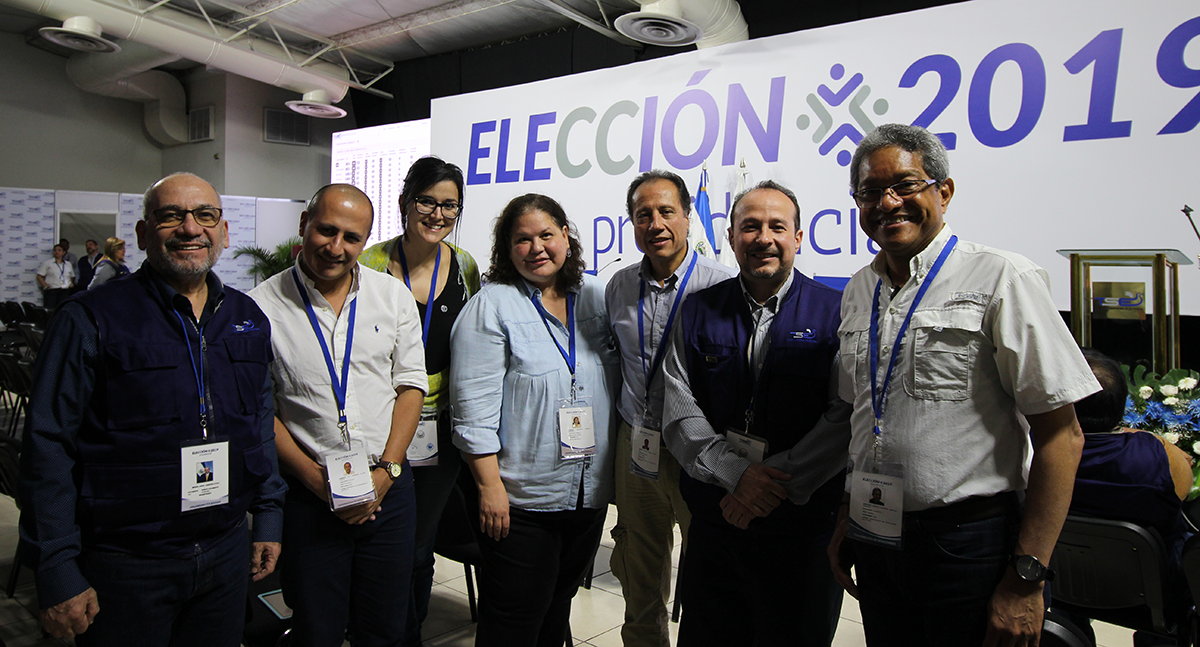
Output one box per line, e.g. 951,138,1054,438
387,462,402,478
1015,556,1042,581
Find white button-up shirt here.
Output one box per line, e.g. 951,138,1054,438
250,262,427,459
838,225,1100,511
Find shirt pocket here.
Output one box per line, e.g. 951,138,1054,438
837,313,871,397
904,306,985,402
224,335,270,415
578,313,619,367
508,320,566,377
690,340,738,375
105,343,184,429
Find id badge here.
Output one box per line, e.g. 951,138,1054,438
847,457,905,549
406,406,439,467
724,428,768,464
630,423,661,480
323,440,376,511
558,398,596,459
181,437,229,512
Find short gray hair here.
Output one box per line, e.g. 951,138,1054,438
142,172,217,218
849,124,951,190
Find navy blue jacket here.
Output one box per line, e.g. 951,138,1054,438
678,271,845,536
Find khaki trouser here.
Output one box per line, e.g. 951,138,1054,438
610,419,692,647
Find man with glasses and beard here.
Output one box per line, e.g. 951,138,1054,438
18,172,286,646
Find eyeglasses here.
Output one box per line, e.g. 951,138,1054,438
412,197,461,219
149,207,224,228
851,178,938,207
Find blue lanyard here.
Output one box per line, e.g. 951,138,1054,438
292,267,357,442
869,236,957,440
530,288,577,390
637,253,697,409
57,262,67,283
174,311,208,439
395,240,441,347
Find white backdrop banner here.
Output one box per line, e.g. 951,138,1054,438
431,0,1200,314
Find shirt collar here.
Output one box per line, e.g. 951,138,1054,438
870,224,955,289
142,260,224,322
291,258,361,300
520,277,581,301
738,268,794,313
638,248,694,290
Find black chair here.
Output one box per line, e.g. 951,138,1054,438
1051,514,1195,645
433,482,483,623
16,324,41,360
1,303,23,326
0,434,23,599
1041,609,1093,647
0,305,21,351
0,352,31,438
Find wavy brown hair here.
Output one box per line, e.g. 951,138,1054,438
484,193,585,290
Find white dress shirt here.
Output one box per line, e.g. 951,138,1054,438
838,225,1101,511
250,262,427,459
37,259,74,289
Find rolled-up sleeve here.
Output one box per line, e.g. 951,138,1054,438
450,290,509,455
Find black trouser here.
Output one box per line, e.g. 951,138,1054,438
475,506,606,647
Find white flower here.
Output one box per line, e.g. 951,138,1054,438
1164,432,1181,444
1164,397,1180,406
1139,385,1154,399
1180,377,1198,391
1192,441,1200,454
1160,384,1179,397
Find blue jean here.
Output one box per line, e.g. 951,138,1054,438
853,512,1018,647
403,422,462,647
677,517,842,647
280,469,416,647
76,522,249,647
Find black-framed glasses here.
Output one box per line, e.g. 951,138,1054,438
851,178,937,207
412,196,461,219
149,207,224,228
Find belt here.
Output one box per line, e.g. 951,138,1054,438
906,492,1018,531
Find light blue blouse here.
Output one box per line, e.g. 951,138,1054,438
450,275,620,511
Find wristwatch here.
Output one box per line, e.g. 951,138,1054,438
1010,554,1055,583
374,460,402,480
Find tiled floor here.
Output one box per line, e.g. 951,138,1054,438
0,401,1138,646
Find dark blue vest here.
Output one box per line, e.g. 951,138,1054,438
679,271,845,535
73,267,273,555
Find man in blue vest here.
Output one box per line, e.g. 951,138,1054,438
661,180,851,646
18,172,287,645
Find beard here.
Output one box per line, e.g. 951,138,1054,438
147,234,223,280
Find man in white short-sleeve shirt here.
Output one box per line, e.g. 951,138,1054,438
251,184,426,645
828,124,1101,647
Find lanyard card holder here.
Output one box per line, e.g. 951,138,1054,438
724,428,768,464
558,397,596,459
406,405,440,467
181,437,230,512
847,456,905,549
324,439,376,511
630,419,661,480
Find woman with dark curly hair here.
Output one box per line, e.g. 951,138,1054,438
449,193,620,646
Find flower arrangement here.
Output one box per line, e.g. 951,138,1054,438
1122,365,1200,464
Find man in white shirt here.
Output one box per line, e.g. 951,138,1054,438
36,244,75,310
250,184,427,646
828,123,1100,647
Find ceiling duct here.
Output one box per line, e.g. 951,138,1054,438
8,0,352,111
65,39,187,145
39,15,120,52
615,0,747,49
285,89,346,119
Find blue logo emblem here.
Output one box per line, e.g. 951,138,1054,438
233,320,259,333
790,329,817,340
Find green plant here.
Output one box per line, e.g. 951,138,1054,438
233,237,301,283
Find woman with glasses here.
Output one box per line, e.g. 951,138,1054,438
359,156,480,647
450,193,620,647
88,237,130,289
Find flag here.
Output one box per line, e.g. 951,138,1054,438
694,168,716,251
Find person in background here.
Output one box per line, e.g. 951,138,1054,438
18,172,285,645
450,193,620,647
75,239,100,294
88,238,130,289
59,238,78,267
251,184,426,647
605,169,735,646
359,156,480,646
660,180,850,646
829,123,1100,646
36,244,74,310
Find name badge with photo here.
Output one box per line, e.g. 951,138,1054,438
406,406,439,467
558,398,596,459
724,428,768,464
847,458,905,549
181,438,229,512
630,424,661,480
323,440,376,511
